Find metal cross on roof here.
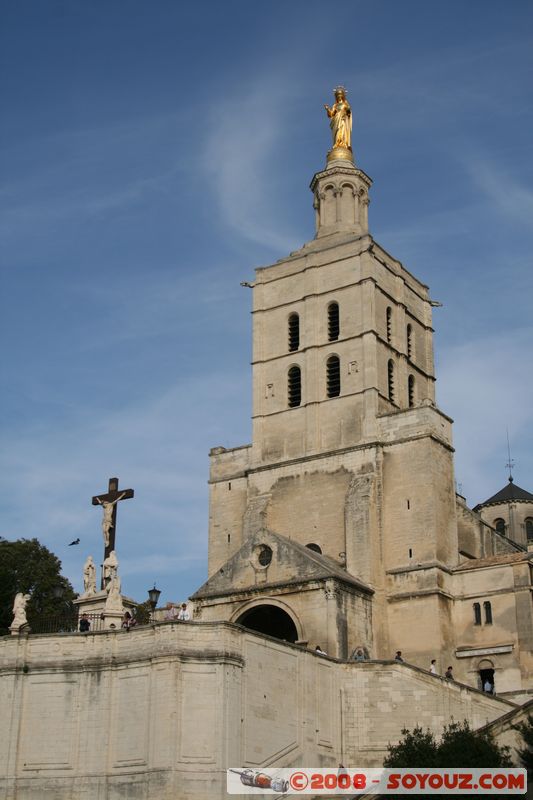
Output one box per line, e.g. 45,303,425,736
506,429,515,483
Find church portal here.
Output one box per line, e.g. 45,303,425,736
236,604,298,643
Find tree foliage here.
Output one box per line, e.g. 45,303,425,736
384,725,439,768
384,720,512,799
133,600,152,626
0,537,75,635
512,714,533,776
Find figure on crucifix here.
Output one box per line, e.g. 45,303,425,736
92,477,134,560
95,492,126,547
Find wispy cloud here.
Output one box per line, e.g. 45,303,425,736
437,329,533,504
463,157,533,229
204,89,293,251
203,66,312,254
0,112,188,247
0,369,249,601
355,37,533,133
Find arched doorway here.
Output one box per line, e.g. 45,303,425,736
236,604,299,643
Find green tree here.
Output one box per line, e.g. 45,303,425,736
384,726,439,768
133,600,151,626
384,720,512,799
512,714,533,777
0,537,75,635
438,720,512,768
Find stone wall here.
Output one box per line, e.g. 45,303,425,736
456,496,523,559
478,499,533,550
0,621,516,800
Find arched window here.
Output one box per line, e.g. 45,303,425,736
473,602,481,625
326,355,341,398
526,518,533,541
288,313,299,352
484,601,493,625
306,543,322,554
328,302,340,341
387,359,395,402
386,307,392,343
494,518,506,536
288,366,301,408
406,324,413,359
408,374,415,408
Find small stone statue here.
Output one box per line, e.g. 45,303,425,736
103,550,119,591
83,555,97,596
105,574,123,612
11,592,31,631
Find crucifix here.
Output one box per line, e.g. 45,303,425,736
92,477,134,563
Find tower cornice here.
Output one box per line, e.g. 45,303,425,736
310,163,372,193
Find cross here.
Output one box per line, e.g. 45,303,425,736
92,477,134,563
506,429,515,482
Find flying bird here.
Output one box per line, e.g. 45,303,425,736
68,538,80,546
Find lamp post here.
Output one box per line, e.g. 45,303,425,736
147,584,161,623
52,584,74,633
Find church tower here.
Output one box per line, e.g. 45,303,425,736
196,90,460,663
251,131,437,466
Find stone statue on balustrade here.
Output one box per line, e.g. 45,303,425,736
10,592,31,634
82,555,97,596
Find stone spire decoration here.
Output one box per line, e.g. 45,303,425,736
312,86,371,239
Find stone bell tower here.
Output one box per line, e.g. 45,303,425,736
249,96,437,470
200,89,459,663
310,156,371,238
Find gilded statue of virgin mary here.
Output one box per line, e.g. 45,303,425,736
324,86,352,155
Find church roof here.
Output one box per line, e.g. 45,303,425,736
191,528,373,600
473,478,533,510
455,552,533,572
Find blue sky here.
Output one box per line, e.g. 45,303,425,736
1,1,532,604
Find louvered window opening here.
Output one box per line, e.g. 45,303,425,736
473,602,481,625
327,356,341,398
388,359,395,402
288,366,301,408
484,601,493,625
288,313,299,352
386,307,392,343
407,323,412,359
328,302,340,341
408,374,415,408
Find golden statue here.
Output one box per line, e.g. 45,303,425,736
324,86,353,159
